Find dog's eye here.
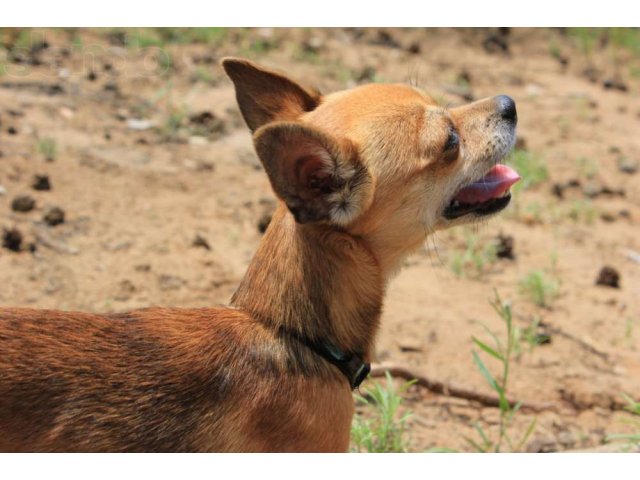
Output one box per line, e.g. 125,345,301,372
444,130,459,152
443,129,459,162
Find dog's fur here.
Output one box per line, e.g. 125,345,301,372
0,58,516,452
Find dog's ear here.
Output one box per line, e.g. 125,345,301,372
221,57,321,132
254,122,373,226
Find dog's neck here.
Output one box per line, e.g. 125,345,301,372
231,204,384,359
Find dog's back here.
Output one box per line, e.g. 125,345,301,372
0,307,235,451
0,306,352,452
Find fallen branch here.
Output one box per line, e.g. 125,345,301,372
543,324,610,362
370,362,556,413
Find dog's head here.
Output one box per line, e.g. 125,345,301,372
223,57,519,273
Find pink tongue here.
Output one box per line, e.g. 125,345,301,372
454,164,521,204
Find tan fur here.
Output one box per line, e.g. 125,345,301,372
0,57,517,452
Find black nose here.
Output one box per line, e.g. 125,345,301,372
495,95,517,124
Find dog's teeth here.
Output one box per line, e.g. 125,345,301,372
452,200,460,207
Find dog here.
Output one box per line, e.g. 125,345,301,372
0,57,519,452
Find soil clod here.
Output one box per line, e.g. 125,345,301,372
617,157,638,174
595,266,620,288
32,174,51,191
495,233,515,260
192,234,211,250
603,78,628,92
43,206,65,226
2,227,23,252
11,195,36,212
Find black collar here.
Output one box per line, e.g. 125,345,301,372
288,332,370,390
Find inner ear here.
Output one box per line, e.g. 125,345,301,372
291,154,338,200
254,123,372,226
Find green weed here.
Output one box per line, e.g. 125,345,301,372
606,394,640,448
519,270,559,309
466,291,537,452
37,138,57,161
515,315,551,356
450,231,497,279
350,372,415,453
568,28,599,60
161,108,187,142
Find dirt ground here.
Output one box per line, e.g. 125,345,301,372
1,28,639,452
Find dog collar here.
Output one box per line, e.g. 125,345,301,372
304,339,370,390
283,328,370,390
318,342,371,390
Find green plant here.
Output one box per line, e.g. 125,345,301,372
517,315,551,355
350,372,414,453
155,50,173,74
161,108,187,142
605,394,640,448
608,28,640,56
449,231,497,279
519,270,559,308
37,138,57,161
568,27,598,60
466,291,537,452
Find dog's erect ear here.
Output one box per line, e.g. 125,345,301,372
221,57,321,132
254,122,373,226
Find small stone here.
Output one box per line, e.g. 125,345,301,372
596,266,620,288
114,279,136,301
582,183,601,198
158,274,185,291
11,195,35,212
103,81,119,93
7,126,18,135
126,118,154,131
192,234,211,250
0,185,6,196
603,78,628,92
600,212,616,223
618,209,631,219
407,42,421,54
495,233,515,260
87,70,97,81
617,157,638,174
43,206,65,226
2,227,22,252
59,107,75,119
32,174,51,191
551,183,565,199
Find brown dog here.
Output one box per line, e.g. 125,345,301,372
0,57,519,452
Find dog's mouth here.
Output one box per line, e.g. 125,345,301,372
443,164,521,220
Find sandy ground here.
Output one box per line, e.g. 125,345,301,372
1,28,639,452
